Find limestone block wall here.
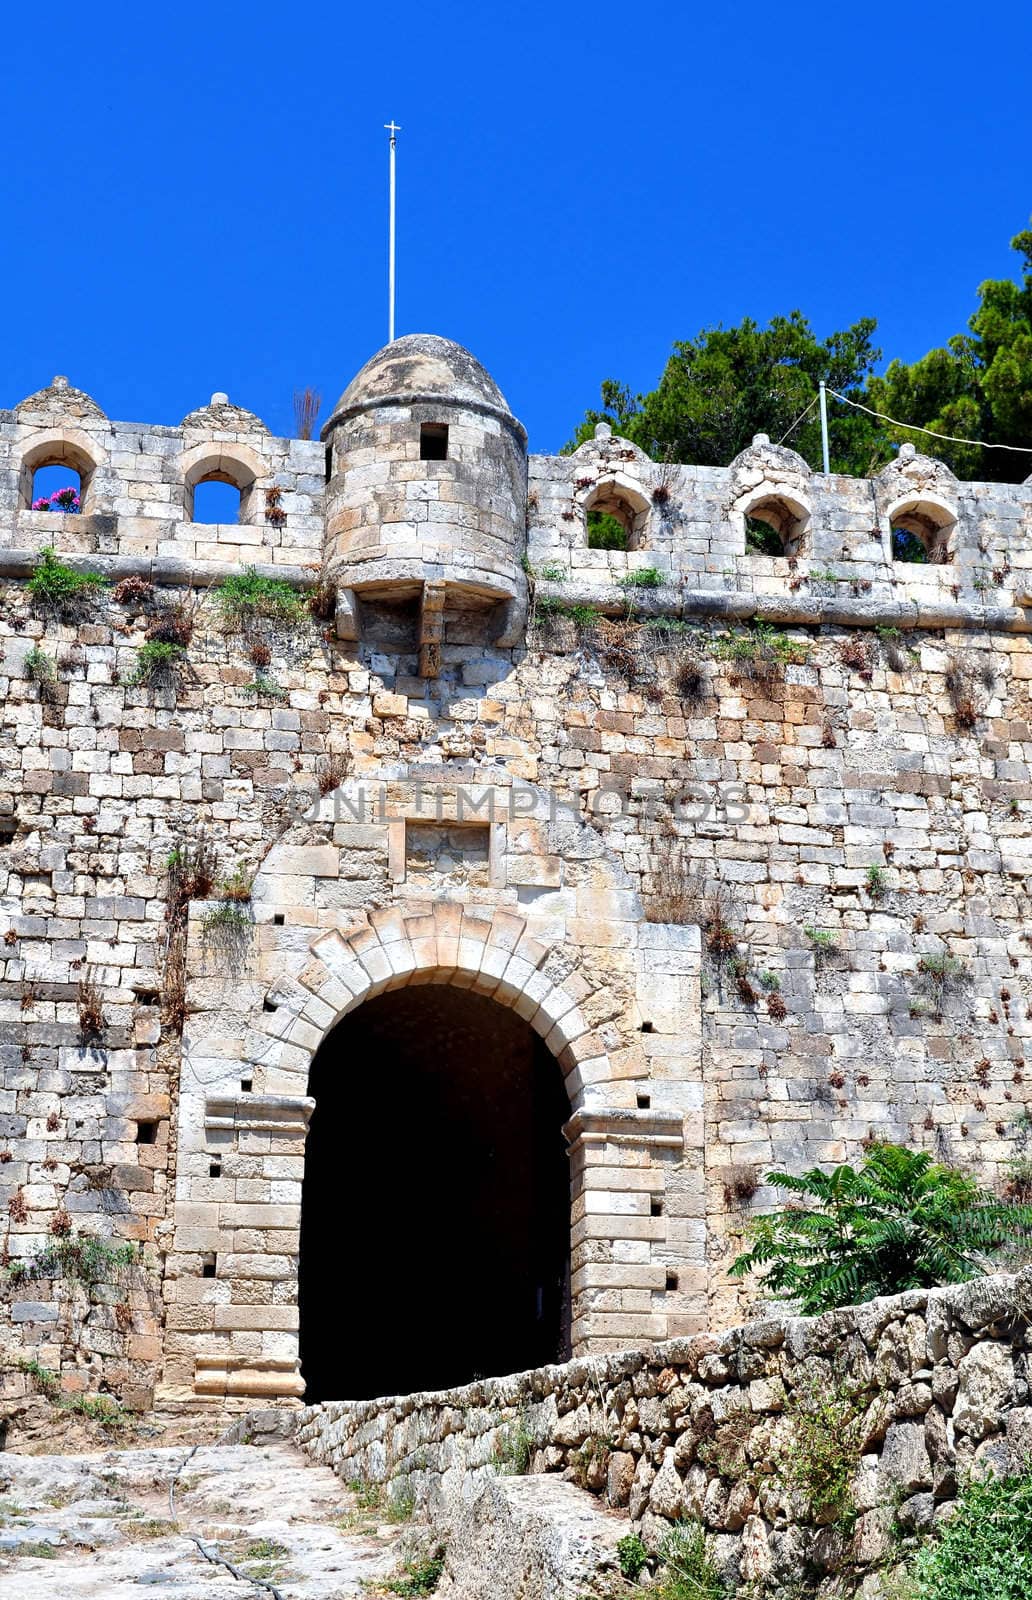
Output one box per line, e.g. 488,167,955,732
2,369,1032,1407
0,377,324,575
296,1270,1032,1597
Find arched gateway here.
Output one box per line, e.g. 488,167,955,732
157,777,702,1405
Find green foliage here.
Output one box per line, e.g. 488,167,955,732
538,563,567,582
867,222,1032,482
16,1356,59,1397
66,1393,127,1429
8,1231,137,1287
745,516,786,556
387,1549,446,1595
804,926,838,964
214,567,306,625
892,527,930,563
130,640,185,688
535,597,602,629
778,1382,869,1527
569,311,882,475
495,1412,534,1475
619,567,663,589
8,1540,57,1558
23,645,57,701
865,864,888,899
903,1468,1032,1599
244,1538,289,1561
244,671,287,699
656,1521,724,1600
569,219,1032,483
201,902,251,933
386,1483,416,1523
730,1142,1032,1314
617,1533,649,1581
27,547,107,612
709,623,808,693
586,511,629,549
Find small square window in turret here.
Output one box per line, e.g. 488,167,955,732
420,423,449,460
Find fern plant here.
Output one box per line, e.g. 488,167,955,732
730,1142,1032,1314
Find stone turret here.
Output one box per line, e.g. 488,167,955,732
322,334,528,669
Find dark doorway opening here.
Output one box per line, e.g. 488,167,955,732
299,983,571,1402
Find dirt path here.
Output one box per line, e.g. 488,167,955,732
0,1438,410,1598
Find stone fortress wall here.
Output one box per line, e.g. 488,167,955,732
1,335,1032,1413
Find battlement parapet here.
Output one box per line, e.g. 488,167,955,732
0,376,325,575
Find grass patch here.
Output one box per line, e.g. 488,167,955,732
130,640,185,689
215,567,306,626
16,1356,59,1398
619,567,663,589
27,547,107,613
386,1549,446,1596
656,1522,722,1600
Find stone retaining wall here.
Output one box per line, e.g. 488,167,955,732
297,1271,1032,1596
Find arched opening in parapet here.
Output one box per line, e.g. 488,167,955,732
889,498,956,564
299,982,572,1402
20,438,97,513
30,464,83,514
184,451,260,525
583,480,649,551
741,493,810,559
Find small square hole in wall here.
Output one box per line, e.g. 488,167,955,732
0,817,17,846
637,1093,651,1110
640,1021,654,1034
240,1077,253,1093
132,987,160,1007
136,1120,158,1145
201,1254,217,1279
273,913,285,926
209,1159,222,1178
263,997,278,1013
420,423,448,461
666,1270,679,1292
650,1196,664,1217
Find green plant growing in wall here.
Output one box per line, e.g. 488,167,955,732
916,949,968,1017
201,903,251,935
26,546,107,614
804,926,838,966
619,567,664,589
656,1521,723,1600
24,645,57,701
130,640,185,690
495,1411,534,1476
17,1356,59,1398
778,1380,871,1531
537,562,567,583
214,567,306,627
244,671,287,700
729,1142,1032,1314
865,863,888,900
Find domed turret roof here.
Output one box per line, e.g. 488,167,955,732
325,334,524,439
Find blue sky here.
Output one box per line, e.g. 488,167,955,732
4,1,1031,454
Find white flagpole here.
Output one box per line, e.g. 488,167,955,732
819,380,831,474
384,121,400,342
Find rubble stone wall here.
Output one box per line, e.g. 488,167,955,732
297,1271,1032,1596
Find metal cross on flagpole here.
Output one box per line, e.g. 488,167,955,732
384,122,401,343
